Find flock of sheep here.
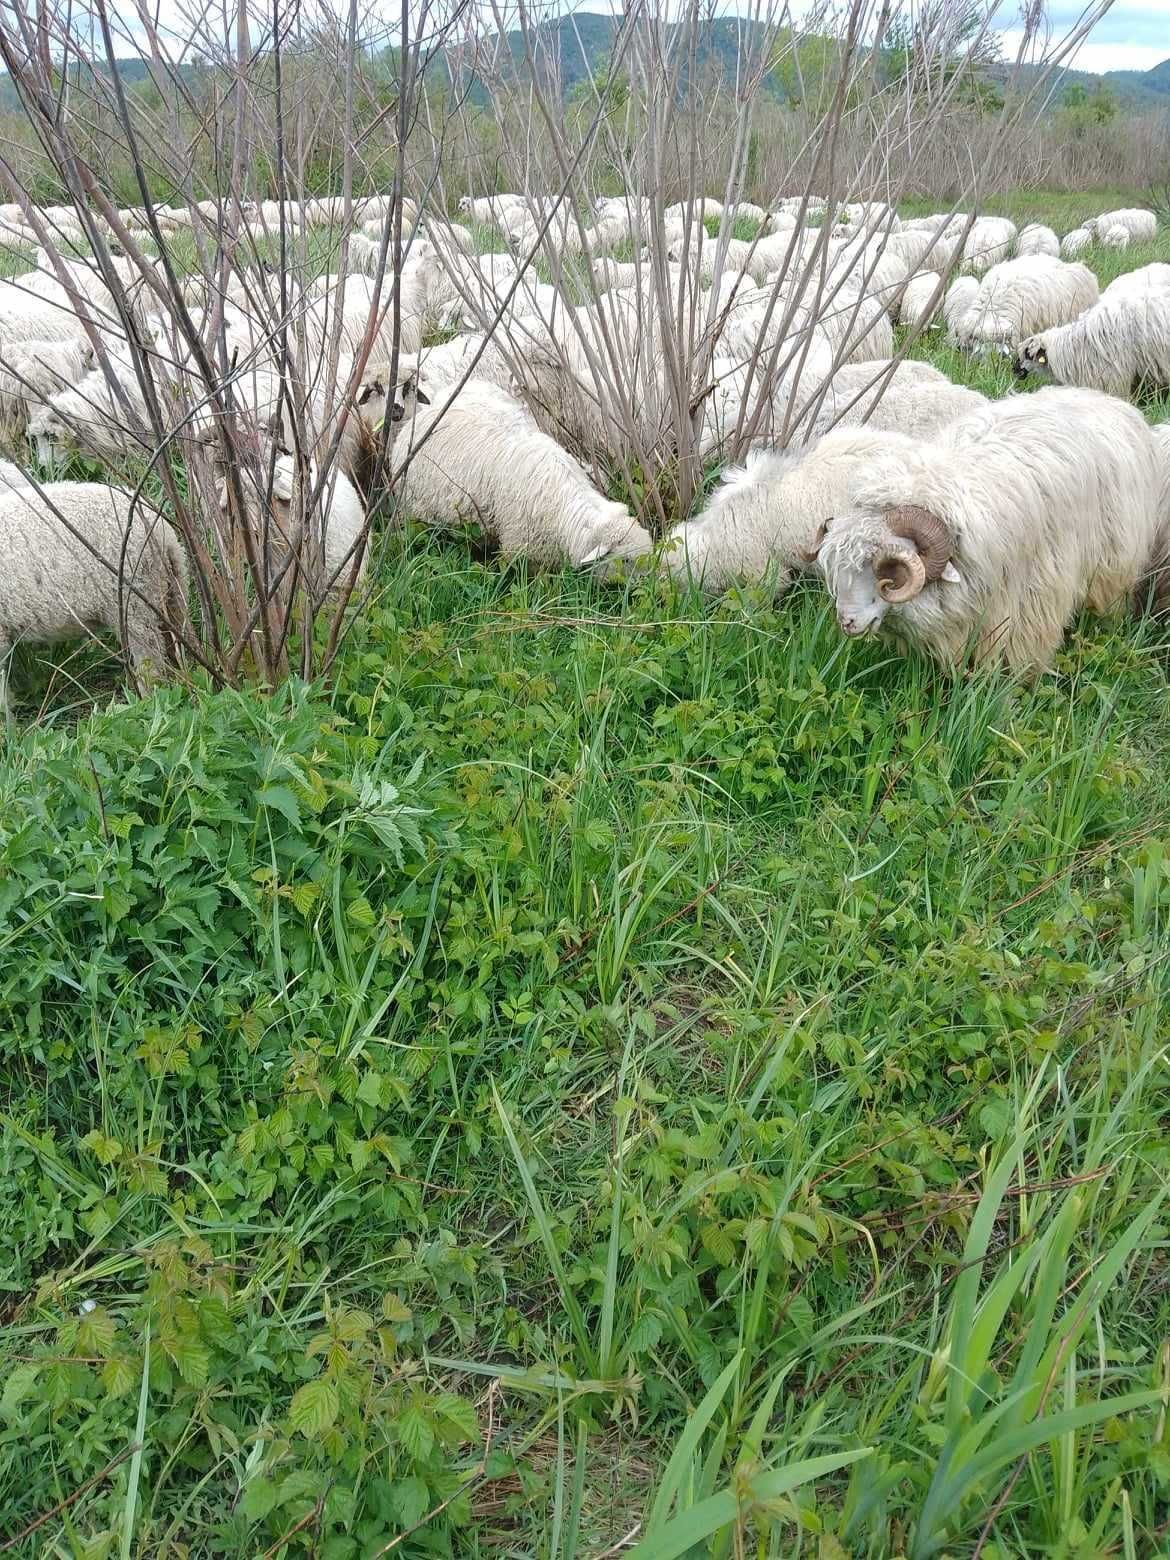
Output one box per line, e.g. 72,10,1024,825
0,188,1166,706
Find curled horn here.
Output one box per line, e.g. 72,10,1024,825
874,504,954,603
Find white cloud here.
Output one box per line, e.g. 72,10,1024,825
998,28,1170,74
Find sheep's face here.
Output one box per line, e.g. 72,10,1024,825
818,516,935,638
1014,337,1051,380
26,404,71,464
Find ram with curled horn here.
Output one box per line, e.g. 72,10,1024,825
813,386,1169,675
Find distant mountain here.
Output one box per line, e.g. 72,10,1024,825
3,35,1168,120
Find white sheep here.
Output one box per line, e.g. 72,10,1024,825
1102,264,1170,302
1102,225,1131,251
897,272,944,329
949,256,1099,352
808,372,987,443
1087,208,1157,243
1060,227,1093,257
1016,223,1060,258
0,480,187,709
662,425,897,596
0,338,87,445
961,217,1016,275
1015,289,1170,396
942,275,980,338
365,370,652,568
811,387,1166,673
221,454,367,594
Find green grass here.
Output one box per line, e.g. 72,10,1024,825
3,194,1170,1558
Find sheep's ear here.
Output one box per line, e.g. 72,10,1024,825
941,561,962,585
414,385,431,407
357,377,385,406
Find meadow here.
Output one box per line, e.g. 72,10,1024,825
1,197,1170,1558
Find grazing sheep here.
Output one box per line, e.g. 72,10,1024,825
1103,225,1131,251
0,283,86,347
810,373,987,443
961,217,1016,275
1016,223,1060,258
898,272,944,329
811,387,1166,673
364,370,652,567
662,425,896,595
677,360,982,585
1015,290,1170,396
949,256,1099,352
28,358,152,465
221,454,367,593
0,480,187,709
1061,227,1093,257
1102,264,1170,302
0,338,87,444
1088,208,1157,243
942,275,980,339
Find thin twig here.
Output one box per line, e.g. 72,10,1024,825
0,1442,141,1552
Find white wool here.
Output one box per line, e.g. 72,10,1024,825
1087,208,1157,243
1016,224,1060,258
0,338,87,443
950,256,1098,351
365,373,652,567
662,424,896,596
1103,226,1131,251
1016,290,1170,396
961,217,1016,275
815,387,1165,673
0,480,187,710
808,370,986,443
1060,227,1093,257
1102,263,1170,301
897,272,944,329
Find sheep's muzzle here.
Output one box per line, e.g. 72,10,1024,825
874,504,955,603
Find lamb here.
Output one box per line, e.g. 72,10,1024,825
1061,227,1093,257
1016,223,1060,258
949,256,1099,352
810,387,1166,673
1087,208,1157,244
363,370,652,568
0,480,187,710
1015,290,1170,396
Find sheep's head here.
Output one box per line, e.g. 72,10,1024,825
356,366,432,431
1014,335,1051,380
26,401,71,463
574,503,654,573
815,504,961,638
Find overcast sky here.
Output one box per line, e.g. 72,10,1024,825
1000,2,1170,72
17,0,1170,78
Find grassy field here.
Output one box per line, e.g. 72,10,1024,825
2,198,1170,1557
